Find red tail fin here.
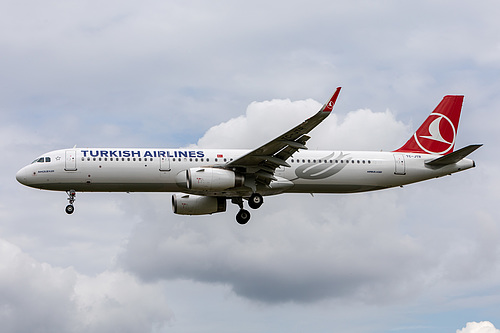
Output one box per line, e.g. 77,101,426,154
394,95,463,155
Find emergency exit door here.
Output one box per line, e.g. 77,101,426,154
393,154,406,175
160,156,171,171
65,150,77,171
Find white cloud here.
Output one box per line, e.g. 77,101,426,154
195,98,322,149
195,97,409,151
457,322,500,333
0,239,172,333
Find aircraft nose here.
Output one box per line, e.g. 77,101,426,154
16,167,29,185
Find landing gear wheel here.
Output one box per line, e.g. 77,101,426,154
248,193,263,209
236,209,251,225
65,190,76,215
65,204,74,214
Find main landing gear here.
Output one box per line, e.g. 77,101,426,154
232,193,264,225
248,192,264,209
65,190,76,214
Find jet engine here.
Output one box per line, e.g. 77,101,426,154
172,194,227,215
186,168,244,191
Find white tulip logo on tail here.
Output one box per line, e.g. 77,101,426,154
394,95,463,155
414,112,456,155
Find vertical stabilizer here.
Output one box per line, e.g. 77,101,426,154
394,95,463,155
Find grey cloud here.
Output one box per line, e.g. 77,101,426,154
119,177,498,305
119,192,434,304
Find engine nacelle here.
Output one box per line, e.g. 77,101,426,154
186,168,244,191
172,194,227,215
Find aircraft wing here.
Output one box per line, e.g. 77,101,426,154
226,87,341,185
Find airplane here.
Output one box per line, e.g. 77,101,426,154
16,87,482,224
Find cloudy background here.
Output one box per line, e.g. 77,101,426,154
1,0,499,332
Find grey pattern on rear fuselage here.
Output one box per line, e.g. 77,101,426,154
293,152,351,180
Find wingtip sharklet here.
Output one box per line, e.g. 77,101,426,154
322,87,342,113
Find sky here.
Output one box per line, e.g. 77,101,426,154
1,0,500,332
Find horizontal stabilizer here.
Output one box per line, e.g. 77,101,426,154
425,144,482,167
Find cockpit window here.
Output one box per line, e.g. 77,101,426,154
32,157,51,164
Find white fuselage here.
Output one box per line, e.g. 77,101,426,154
16,148,475,197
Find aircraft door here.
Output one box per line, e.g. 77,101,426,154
393,154,406,175
160,156,171,171
65,150,77,171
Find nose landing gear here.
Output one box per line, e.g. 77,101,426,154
65,190,76,214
